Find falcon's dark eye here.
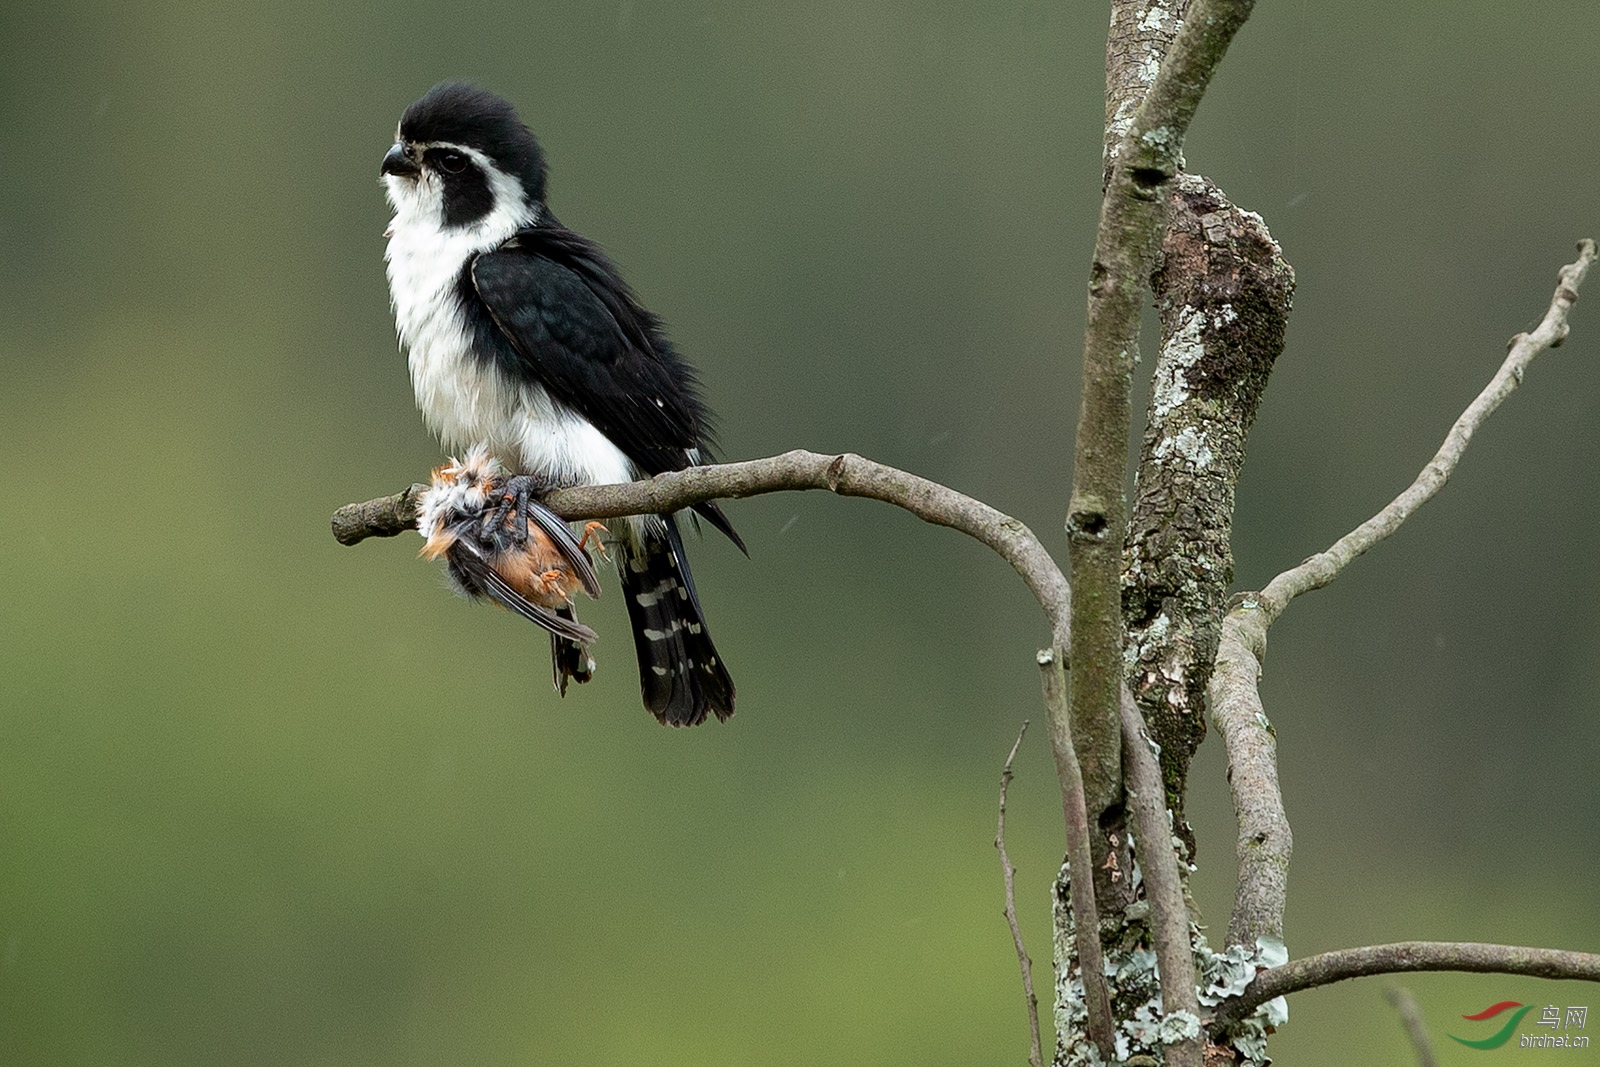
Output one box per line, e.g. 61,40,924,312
437,151,468,174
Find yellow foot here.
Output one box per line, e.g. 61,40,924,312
578,521,611,559
537,568,570,600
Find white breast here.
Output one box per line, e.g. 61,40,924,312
383,175,636,490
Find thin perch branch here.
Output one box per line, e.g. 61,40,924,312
332,449,1072,648
331,482,429,544
1256,238,1597,623
334,455,1119,1042
1210,942,1600,1029
995,721,1044,1067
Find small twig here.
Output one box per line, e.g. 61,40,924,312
1211,239,1596,950
1255,238,1597,623
1210,942,1600,1030
995,721,1043,1067
1038,650,1116,1060
1120,689,1202,1064
332,449,1071,650
1385,987,1439,1067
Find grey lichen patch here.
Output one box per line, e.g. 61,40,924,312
1054,856,1285,1065
1137,3,1172,32
1152,426,1214,469
1141,124,1172,145
1124,611,1174,669
1197,937,1290,1065
1150,307,1206,421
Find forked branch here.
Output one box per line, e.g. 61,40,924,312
1067,0,1260,878
1209,238,1597,972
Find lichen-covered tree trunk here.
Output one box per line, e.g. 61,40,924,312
1054,0,1290,1061
1123,175,1294,859
1050,180,1293,1062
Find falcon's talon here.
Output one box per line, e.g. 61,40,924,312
479,478,530,541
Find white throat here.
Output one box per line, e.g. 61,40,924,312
382,149,536,459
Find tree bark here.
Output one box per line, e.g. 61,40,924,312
1123,174,1294,858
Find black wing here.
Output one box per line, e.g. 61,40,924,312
467,222,745,553
469,225,697,472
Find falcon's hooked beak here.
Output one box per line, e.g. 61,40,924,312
381,142,420,178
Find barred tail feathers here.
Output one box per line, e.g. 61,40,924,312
618,517,734,726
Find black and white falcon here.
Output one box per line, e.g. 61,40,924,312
381,81,742,726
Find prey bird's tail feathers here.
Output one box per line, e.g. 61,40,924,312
551,605,596,695
619,517,735,726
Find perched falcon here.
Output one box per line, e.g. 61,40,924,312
382,82,741,726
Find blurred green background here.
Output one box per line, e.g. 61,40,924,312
3,1,1599,1063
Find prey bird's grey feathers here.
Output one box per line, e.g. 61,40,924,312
447,543,598,644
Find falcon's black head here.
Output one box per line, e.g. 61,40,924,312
381,82,548,230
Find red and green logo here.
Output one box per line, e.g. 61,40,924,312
1449,1001,1534,1049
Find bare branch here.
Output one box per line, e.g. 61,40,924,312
995,721,1044,1067
1210,942,1600,1029
330,482,429,545
1119,690,1202,1066
332,449,1072,648
1255,238,1597,622
1207,604,1289,951
1385,987,1439,1067
334,458,1124,1047
1069,0,1258,885
1211,239,1596,951
1038,651,1115,1060
1103,0,1189,177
